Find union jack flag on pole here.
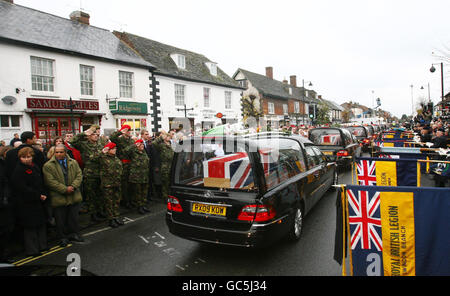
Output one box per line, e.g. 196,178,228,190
335,185,450,276
356,159,377,186
347,189,382,251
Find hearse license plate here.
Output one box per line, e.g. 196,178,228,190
192,203,227,217
323,151,333,155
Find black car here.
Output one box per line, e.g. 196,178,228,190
308,127,361,169
346,125,373,152
165,134,337,248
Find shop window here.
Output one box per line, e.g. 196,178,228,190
116,118,145,137
0,115,20,127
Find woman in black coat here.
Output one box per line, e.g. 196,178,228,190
0,146,14,262
11,147,48,257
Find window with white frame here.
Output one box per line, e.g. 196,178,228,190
203,88,210,108
30,56,54,92
225,91,232,109
283,104,288,115
206,62,217,76
80,65,94,96
178,55,186,69
119,71,133,98
294,101,300,113
268,102,275,114
175,84,185,106
0,115,20,128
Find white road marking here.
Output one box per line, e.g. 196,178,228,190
139,235,149,244
176,264,185,271
154,232,165,240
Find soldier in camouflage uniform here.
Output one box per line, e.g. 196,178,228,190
129,139,150,214
99,142,123,228
152,131,174,203
109,125,135,208
70,125,106,222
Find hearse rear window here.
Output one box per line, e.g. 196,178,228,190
346,126,367,137
309,129,342,146
174,143,256,191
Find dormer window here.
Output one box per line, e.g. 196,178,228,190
205,62,217,76
171,54,186,69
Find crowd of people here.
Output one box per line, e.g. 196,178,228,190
413,118,450,148
0,125,176,261
1,118,448,262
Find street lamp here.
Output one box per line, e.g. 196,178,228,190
420,83,431,103
430,63,444,102
65,97,79,134
302,79,313,125
410,85,414,116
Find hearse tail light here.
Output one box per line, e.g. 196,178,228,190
238,205,276,222
167,195,183,213
336,150,348,157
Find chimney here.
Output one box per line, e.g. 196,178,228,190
70,10,90,25
289,75,297,87
265,67,273,79
282,79,288,84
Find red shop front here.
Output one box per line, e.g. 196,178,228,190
26,97,101,145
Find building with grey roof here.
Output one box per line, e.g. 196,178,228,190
233,67,320,126
115,31,244,132
0,0,155,142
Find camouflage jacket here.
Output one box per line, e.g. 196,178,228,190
99,153,123,187
129,148,149,183
153,137,174,171
70,133,106,178
109,131,135,161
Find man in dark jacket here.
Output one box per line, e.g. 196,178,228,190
9,133,20,147
0,146,14,263
431,129,448,148
141,129,156,203
5,131,45,179
420,127,433,143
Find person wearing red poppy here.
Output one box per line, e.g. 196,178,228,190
11,147,48,257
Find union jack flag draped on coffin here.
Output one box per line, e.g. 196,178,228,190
355,157,420,187
321,134,340,145
203,152,254,189
340,185,450,276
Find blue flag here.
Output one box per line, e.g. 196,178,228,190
344,185,450,276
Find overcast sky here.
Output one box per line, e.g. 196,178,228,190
16,0,450,118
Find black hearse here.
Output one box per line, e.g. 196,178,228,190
308,127,361,169
166,134,337,248
345,125,373,152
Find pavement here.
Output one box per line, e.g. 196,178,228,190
3,198,167,263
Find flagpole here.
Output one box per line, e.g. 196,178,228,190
346,190,354,277
340,185,347,276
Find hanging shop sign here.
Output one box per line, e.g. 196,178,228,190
27,98,99,110
110,101,148,115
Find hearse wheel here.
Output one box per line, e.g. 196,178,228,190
287,206,304,242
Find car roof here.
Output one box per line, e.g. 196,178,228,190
309,127,344,131
181,133,314,146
